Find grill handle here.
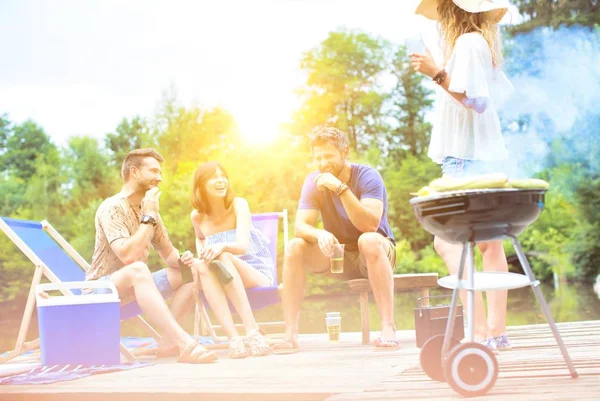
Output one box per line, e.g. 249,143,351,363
419,196,469,217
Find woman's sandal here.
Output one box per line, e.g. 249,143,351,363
177,342,218,364
272,338,299,355
247,329,271,357
228,336,249,359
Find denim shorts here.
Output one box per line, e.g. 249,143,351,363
89,268,175,299
441,157,504,178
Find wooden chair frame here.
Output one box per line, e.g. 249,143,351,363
193,210,288,343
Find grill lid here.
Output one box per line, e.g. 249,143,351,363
410,188,547,243
409,187,521,204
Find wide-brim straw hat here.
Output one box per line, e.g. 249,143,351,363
415,0,510,24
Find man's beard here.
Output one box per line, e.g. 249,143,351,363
137,179,157,193
320,162,344,177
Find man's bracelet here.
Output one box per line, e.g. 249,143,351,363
433,69,447,85
337,182,350,195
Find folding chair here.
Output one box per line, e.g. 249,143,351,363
0,216,164,364
194,210,288,341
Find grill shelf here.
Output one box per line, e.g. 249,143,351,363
438,271,533,291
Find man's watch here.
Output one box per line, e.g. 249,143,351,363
140,214,158,226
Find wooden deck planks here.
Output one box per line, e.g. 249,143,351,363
0,320,598,401
330,320,600,401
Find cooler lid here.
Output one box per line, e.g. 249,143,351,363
36,281,120,307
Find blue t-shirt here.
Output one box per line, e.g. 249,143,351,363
298,164,395,246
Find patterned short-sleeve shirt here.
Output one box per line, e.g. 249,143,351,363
87,193,169,280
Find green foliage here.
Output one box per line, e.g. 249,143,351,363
157,103,240,177
569,176,600,281
0,120,57,182
517,168,580,280
386,46,434,159
510,0,600,34
1,17,599,303
501,12,600,283
0,176,26,217
0,114,11,150
384,154,440,250
292,28,391,154
63,136,118,203
0,234,33,300
105,116,152,168
394,240,447,275
59,199,105,261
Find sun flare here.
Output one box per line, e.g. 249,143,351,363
231,94,296,146
236,115,279,145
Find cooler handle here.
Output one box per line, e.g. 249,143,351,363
416,294,462,317
36,281,119,305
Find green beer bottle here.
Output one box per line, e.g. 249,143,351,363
178,241,194,284
210,260,233,285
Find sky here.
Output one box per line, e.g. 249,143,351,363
0,0,519,146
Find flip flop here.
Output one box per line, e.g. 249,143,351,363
131,344,179,358
372,337,402,351
177,342,218,364
130,342,157,357
157,345,179,358
272,339,299,355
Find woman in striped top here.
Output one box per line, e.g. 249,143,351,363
190,161,273,358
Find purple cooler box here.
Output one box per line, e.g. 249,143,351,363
36,281,121,366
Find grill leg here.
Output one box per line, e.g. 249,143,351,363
466,242,475,343
442,242,468,358
510,236,578,378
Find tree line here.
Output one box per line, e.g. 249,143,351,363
1,1,599,301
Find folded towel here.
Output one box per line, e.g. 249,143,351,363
0,335,216,385
0,362,150,385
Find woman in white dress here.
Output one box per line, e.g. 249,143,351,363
410,0,514,352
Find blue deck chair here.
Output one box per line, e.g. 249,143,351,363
194,211,288,341
0,216,165,364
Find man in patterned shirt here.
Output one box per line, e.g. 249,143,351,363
87,148,216,363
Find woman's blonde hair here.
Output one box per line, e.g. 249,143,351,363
437,0,503,67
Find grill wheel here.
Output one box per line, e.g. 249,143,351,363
444,342,499,397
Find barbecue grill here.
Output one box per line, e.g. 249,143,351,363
410,187,578,397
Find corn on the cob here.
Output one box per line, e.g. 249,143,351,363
417,186,437,197
508,178,550,189
429,173,509,192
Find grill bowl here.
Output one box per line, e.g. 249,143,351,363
409,188,546,243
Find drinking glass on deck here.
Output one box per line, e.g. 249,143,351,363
329,244,345,274
325,314,342,344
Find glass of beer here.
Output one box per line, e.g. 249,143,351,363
325,314,342,344
329,244,345,274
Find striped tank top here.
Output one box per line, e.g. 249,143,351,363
203,227,275,286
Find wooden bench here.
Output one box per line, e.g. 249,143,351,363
347,273,439,344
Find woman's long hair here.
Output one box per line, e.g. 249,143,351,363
437,0,503,67
191,161,235,215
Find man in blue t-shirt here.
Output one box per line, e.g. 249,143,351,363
273,127,400,354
